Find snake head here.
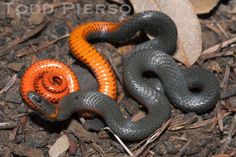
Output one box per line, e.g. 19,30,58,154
27,91,59,120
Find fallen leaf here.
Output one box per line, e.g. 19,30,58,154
129,0,202,66
189,0,220,14
49,135,70,157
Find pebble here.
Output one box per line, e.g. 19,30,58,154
25,132,49,148
29,13,45,25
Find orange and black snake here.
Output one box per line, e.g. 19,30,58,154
21,11,220,141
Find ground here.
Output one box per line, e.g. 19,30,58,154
0,0,236,157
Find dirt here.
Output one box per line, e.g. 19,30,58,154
0,0,236,157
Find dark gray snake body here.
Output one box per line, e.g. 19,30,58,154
28,11,220,141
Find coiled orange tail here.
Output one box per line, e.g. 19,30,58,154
20,59,79,109
69,22,118,99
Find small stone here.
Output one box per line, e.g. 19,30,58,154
7,63,25,72
5,90,22,104
29,13,45,25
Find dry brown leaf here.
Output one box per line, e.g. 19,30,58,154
129,0,202,66
49,135,70,157
189,0,220,14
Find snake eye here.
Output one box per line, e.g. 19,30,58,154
35,96,42,103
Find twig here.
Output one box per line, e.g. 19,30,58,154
0,122,17,130
0,74,17,95
202,36,236,55
200,20,221,35
220,114,236,154
17,34,69,57
215,23,229,39
91,143,105,157
221,65,230,91
199,51,234,64
0,21,50,57
186,112,231,129
216,103,224,132
133,119,171,157
103,127,133,156
10,125,20,141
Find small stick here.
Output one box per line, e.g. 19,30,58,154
103,127,133,156
0,122,18,130
17,34,69,57
216,23,229,39
216,103,224,132
220,114,236,153
200,20,221,35
202,36,236,55
133,119,171,157
221,65,230,91
199,51,233,64
91,143,105,157
0,74,17,95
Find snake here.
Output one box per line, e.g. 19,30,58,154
22,11,220,141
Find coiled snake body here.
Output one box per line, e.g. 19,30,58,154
24,11,220,141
